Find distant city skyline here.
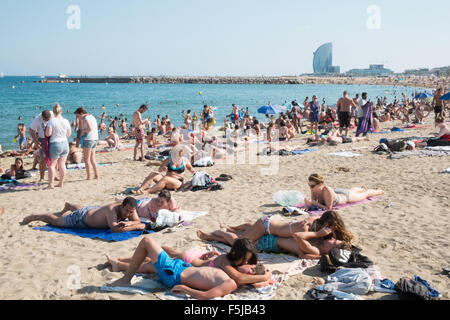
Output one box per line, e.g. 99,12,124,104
1,0,449,76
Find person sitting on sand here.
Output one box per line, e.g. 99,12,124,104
21,197,145,233
303,173,384,212
0,157,29,180
197,211,353,259
66,142,83,165
104,127,120,149
146,128,159,148
106,238,272,289
107,237,269,299
426,116,450,147
131,146,195,194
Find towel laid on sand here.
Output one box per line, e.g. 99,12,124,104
295,197,382,216
0,181,41,191
291,148,319,155
329,152,361,157
66,162,115,171
101,274,166,294
388,149,450,159
33,225,149,241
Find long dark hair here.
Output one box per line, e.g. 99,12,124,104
226,238,258,266
317,211,355,245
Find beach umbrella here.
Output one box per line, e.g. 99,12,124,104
439,92,450,101
257,105,283,115
414,92,433,99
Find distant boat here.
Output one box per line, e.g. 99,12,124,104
58,74,68,79
0,72,3,78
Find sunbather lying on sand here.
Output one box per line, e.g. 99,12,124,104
197,211,354,259
105,238,273,288
116,190,179,220
304,173,384,211
21,197,145,233
107,237,271,299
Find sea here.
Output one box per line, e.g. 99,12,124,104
0,76,426,150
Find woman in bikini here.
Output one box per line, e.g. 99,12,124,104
131,146,195,194
197,211,354,259
304,173,384,211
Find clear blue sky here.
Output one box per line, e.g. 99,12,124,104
0,0,449,76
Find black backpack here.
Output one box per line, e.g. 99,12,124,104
394,278,434,300
320,245,373,273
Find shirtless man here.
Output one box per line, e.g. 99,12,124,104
21,197,145,233
336,91,357,136
133,104,150,161
108,236,239,300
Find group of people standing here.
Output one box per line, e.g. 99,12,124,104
29,104,99,189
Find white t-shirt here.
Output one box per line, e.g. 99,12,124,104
47,117,71,143
83,114,99,141
357,99,367,118
30,112,54,138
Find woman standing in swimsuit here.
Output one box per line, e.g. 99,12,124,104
131,146,195,194
304,174,384,211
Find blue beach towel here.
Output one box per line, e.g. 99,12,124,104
391,127,404,132
291,148,318,155
33,225,151,242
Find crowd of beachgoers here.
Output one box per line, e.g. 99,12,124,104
1,85,448,300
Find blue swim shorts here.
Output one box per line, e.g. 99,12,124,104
153,251,192,288
257,234,283,253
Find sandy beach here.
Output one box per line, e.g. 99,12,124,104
0,117,448,300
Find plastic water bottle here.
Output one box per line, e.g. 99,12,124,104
272,190,305,206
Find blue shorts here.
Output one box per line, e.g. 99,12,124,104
38,138,46,158
83,139,98,149
49,141,69,159
257,234,283,253
64,206,100,229
154,251,192,288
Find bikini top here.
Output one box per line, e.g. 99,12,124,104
167,157,185,174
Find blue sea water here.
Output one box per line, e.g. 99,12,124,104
0,76,425,150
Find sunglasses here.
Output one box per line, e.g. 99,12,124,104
308,183,318,188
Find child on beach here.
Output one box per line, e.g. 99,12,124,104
15,123,27,150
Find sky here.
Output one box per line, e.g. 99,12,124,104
0,0,449,76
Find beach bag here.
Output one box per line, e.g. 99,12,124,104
192,171,214,188
394,278,433,300
386,140,407,152
320,246,373,273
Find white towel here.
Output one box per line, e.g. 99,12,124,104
101,275,166,294
329,152,361,157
